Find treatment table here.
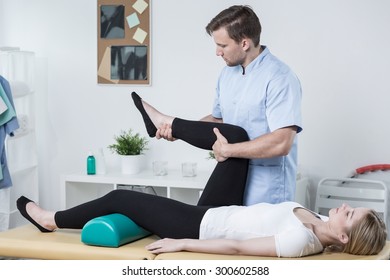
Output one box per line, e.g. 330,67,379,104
0,225,389,260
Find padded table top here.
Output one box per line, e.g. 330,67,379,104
0,224,158,260
1,225,389,260
155,241,390,260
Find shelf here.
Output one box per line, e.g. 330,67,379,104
8,128,35,139
62,169,212,209
64,169,211,189
10,80,34,98
0,49,38,230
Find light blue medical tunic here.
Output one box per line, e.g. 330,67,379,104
212,46,302,205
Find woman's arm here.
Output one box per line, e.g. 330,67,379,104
145,237,277,257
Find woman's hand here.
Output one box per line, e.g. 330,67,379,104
145,238,185,254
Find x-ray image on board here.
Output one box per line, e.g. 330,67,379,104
111,46,147,80
100,5,125,39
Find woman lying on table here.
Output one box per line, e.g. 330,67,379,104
17,92,387,258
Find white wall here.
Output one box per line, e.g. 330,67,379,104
1,0,390,210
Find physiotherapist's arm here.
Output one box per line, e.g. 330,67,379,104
212,126,297,162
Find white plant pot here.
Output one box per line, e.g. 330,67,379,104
121,155,144,174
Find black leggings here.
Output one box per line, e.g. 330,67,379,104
55,118,249,239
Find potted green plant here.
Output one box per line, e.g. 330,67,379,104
108,129,148,174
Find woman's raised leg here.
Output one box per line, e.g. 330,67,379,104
132,92,250,206
172,118,249,206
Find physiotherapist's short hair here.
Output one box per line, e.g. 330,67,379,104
206,5,262,47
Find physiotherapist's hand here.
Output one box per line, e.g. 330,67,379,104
156,123,176,141
212,128,229,162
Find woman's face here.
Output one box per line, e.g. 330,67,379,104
328,203,370,237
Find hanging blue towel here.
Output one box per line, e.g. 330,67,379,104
0,76,20,188
0,82,16,126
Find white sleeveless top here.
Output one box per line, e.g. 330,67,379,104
199,201,325,257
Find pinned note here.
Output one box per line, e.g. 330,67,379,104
133,27,147,44
126,12,140,29
133,0,148,14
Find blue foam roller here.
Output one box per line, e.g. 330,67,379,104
81,213,151,247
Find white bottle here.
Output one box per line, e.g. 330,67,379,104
95,148,106,175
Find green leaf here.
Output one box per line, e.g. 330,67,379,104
108,129,148,156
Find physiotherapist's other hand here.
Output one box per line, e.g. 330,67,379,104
156,123,176,141
212,128,229,162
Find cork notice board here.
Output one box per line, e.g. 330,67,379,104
97,0,150,85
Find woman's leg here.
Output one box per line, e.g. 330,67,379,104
132,92,250,206
57,190,208,238
18,190,209,239
172,118,249,206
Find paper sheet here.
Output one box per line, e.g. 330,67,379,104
98,47,119,84
133,28,147,44
126,12,140,29
132,0,148,14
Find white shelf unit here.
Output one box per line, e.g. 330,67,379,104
61,169,212,210
61,170,311,211
0,49,39,230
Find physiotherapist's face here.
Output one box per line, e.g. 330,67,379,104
212,27,246,67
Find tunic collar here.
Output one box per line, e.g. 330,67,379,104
241,45,269,75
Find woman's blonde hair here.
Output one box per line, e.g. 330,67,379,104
342,210,387,255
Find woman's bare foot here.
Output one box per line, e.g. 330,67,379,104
141,100,174,129
26,202,57,231
131,92,174,137
17,196,57,232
